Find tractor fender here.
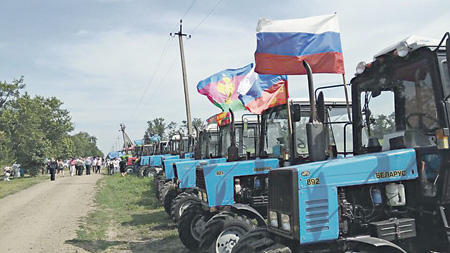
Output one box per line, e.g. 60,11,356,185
231,203,266,226
345,236,407,253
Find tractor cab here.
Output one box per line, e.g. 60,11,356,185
260,97,352,165
244,34,450,253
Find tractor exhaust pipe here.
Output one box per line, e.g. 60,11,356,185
304,61,327,162
228,109,239,161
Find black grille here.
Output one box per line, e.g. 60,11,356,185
250,196,268,206
269,169,294,213
196,167,206,191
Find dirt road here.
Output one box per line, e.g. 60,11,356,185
0,174,102,253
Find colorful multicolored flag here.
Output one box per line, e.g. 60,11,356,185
254,14,345,75
238,67,288,114
197,65,252,112
202,112,231,129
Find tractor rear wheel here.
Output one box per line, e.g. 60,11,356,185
200,211,257,253
178,202,212,251
170,192,200,223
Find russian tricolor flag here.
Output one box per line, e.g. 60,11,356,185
238,66,288,114
255,14,345,75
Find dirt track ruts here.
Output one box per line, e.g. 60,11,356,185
0,174,102,253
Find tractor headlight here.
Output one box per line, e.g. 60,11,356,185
396,41,409,57
281,213,291,231
198,191,202,200
355,61,366,74
202,192,208,202
269,211,278,227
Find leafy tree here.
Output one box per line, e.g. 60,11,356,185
370,113,395,139
0,77,25,109
71,132,103,158
144,118,166,140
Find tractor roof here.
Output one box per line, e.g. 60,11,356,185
374,35,441,59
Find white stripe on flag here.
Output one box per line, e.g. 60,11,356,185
256,14,339,34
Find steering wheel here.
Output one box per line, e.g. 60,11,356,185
297,138,306,149
405,112,440,135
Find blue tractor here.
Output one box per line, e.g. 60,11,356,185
178,95,352,252
160,115,261,219
233,34,450,253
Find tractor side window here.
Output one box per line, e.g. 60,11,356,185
439,58,450,97
263,107,290,159
295,114,309,155
361,91,395,150
241,126,257,156
327,106,353,153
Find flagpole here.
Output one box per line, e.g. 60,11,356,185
284,82,294,165
342,74,352,122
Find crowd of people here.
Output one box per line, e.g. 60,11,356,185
2,156,130,182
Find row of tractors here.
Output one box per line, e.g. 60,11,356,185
137,33,450,252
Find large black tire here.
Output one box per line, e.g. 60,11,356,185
231,227,272,253
170,192,201,223
153,174,166,199
199,211,257,253
125,165,134,174
139,165,150,177
178,202,213,251
159,181,176,203
163,187,178,215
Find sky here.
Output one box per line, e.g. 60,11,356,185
0,0,449,154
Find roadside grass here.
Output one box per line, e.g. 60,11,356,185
69,174,189,252
0,175,48,199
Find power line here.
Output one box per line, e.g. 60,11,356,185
131,0,225,125
181,0,197,20
128,1,198,122
128,36,174,121
190,0,225,35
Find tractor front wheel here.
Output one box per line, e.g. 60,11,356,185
200,211,257,253
170,192,200,223
231,227,272,253
178,202,212,251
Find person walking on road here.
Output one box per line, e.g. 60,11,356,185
48,158,57,181
57,159,64,177
119,158,127,177
75,157,84,176
69,158,76,176
95,157,102,174
85,157,92,175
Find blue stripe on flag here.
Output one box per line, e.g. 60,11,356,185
256,31,342,56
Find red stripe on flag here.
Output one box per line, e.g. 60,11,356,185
255,51,344,75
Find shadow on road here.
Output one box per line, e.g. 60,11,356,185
66,238,192,252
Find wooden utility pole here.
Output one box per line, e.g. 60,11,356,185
171,20,193,136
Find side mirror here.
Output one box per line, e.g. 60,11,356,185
292,104,301,122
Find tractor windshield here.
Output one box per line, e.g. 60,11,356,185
353,49,442,152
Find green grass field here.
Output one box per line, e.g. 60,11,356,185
68,174,188,252
0,175,48,199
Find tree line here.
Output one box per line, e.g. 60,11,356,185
143,117,203,143
0,77,103,176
